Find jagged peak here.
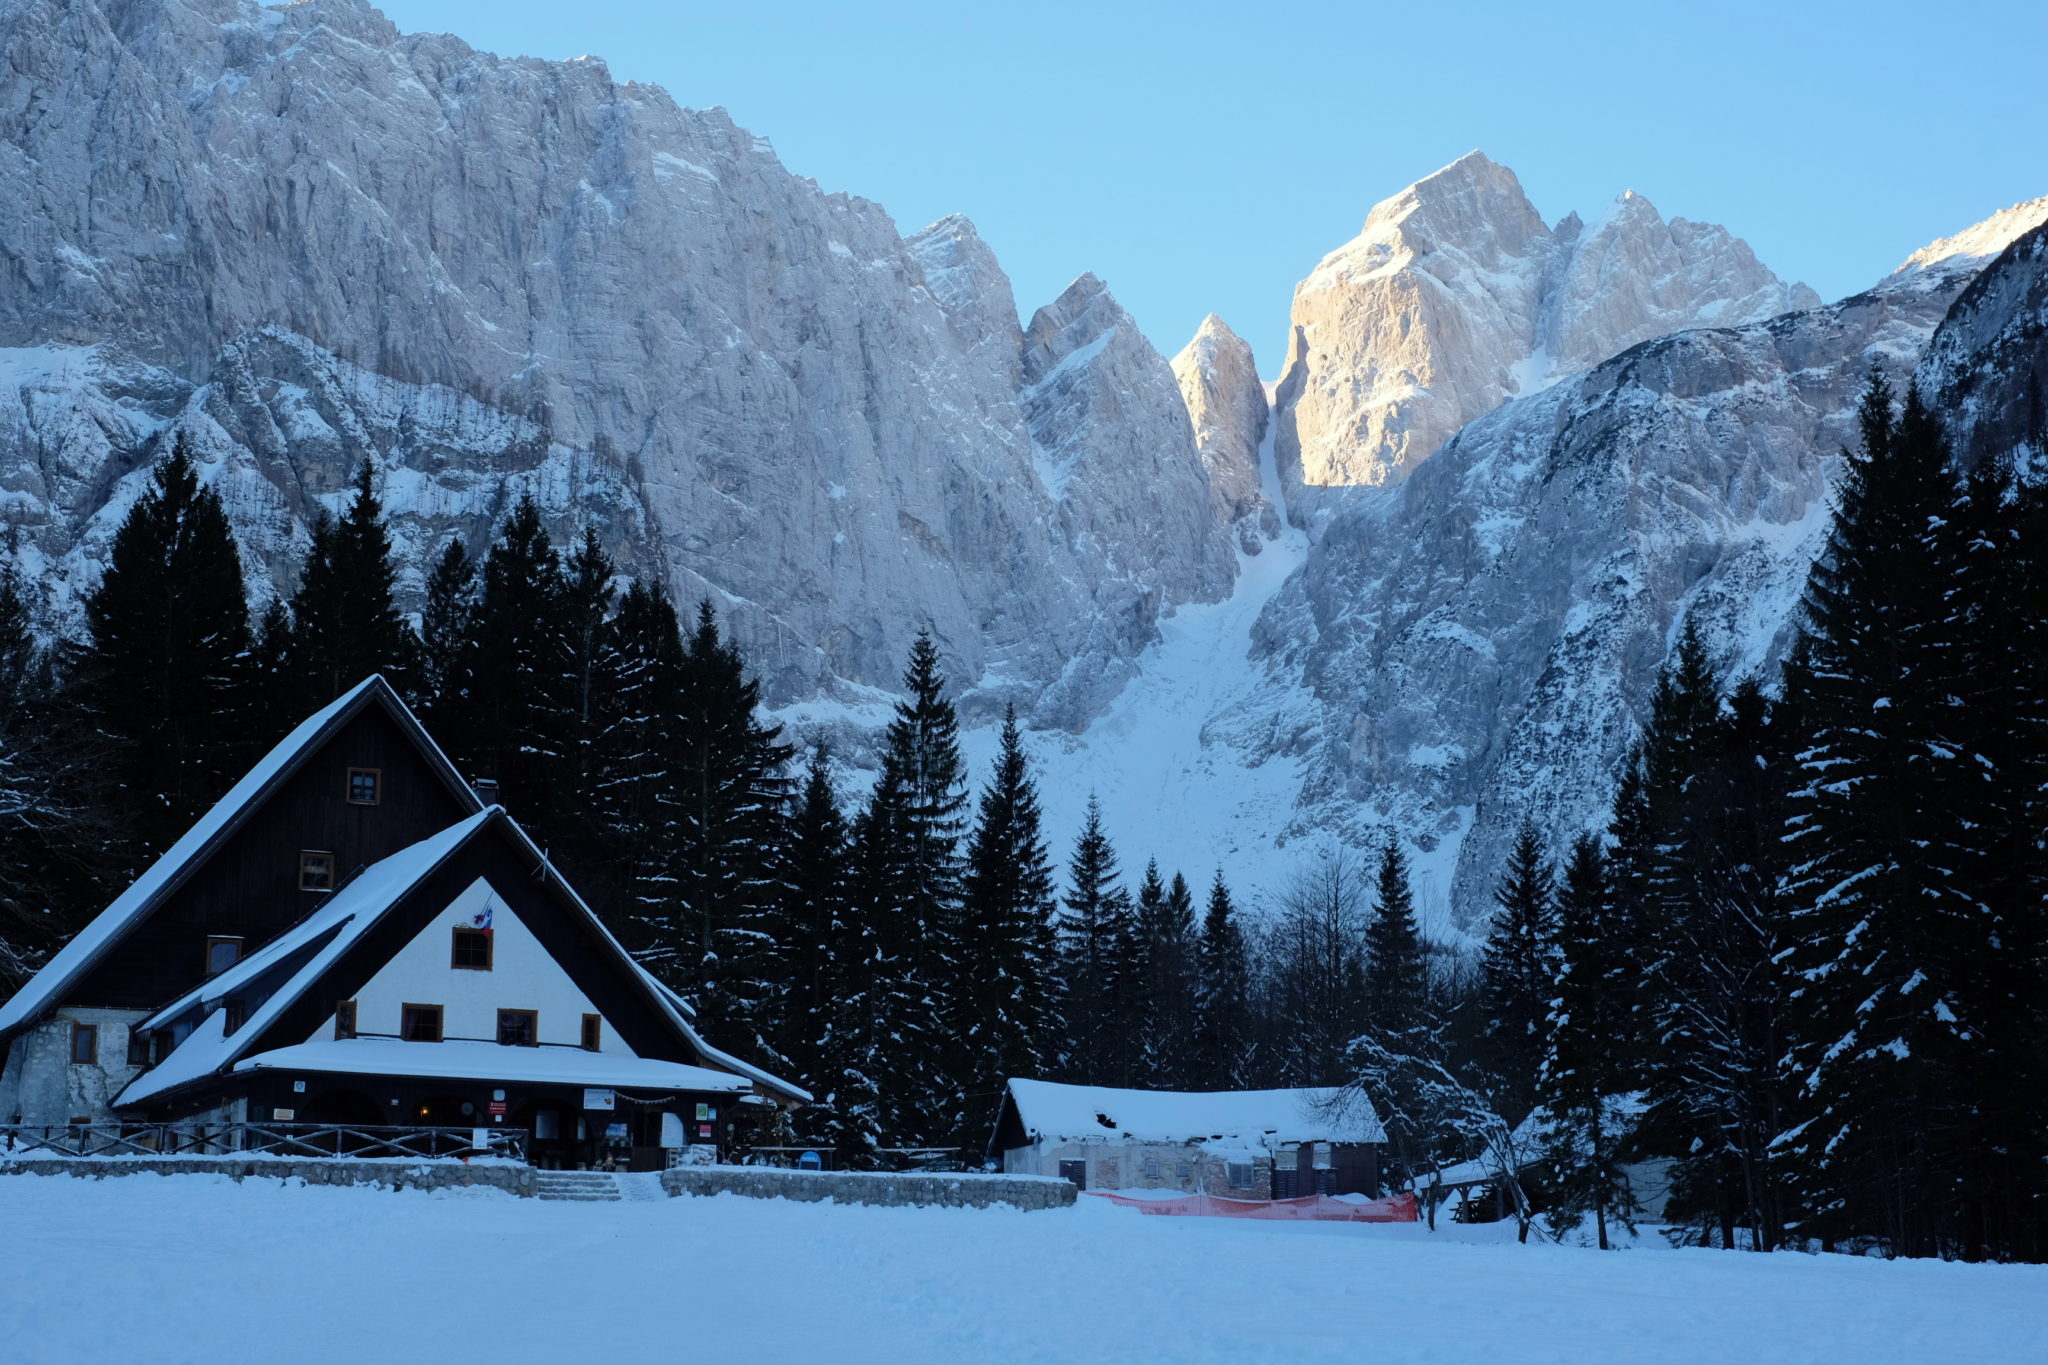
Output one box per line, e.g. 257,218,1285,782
1895,194,2048,277
907,212,982,247
1360,150,1541,238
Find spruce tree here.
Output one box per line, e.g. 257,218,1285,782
418,537,478,729
588,578,684,942
1132,866,1199,1088
286,459,419,709
549,529,618,893
1539,834,1638,1249
1777,374,1985,1258
1479,823,1557,1124
778,746,849,1088
1363,836,1428,1042
458,495,571,821
1194,872,1254,1088
68,438,255,862
668,602,793,1071
1057,796,1136,1086
953,707,1059,1151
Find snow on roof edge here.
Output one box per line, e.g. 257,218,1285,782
1003,1078,1385,1146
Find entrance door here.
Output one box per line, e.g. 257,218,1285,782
1057,1159,1087,1189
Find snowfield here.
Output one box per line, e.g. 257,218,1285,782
3,1175,2041,1364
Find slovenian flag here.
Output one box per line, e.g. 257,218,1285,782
472,902,493,937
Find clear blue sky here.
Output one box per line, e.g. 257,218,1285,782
376,0,2048,372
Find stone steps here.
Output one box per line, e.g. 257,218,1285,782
535,1170,622,1202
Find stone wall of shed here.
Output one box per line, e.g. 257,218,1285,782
0,1009,152,1126
0,1155,536,1195
662,1165,1074,1210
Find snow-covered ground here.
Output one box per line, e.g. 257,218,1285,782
4,1174,2040,1364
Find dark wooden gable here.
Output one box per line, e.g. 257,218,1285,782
69,689,480,1012
242,815,703,1069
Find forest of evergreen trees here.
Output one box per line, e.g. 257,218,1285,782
0,368,2041,1261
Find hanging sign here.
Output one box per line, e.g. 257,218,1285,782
583,1088,615,1111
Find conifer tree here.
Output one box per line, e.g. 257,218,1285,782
1057,796,1135,1086
588,579,685,941
1479,823,1557,1124
1539,834,1638,1249
1132,865,1199,1087
953,707,1059,1151
286,459,419,709
778,746,849,1088
68,438,255,862
418,537,478,727
246,598,297,744
1777,374,1985,1258
668,603,793,1071
549,529,618,891
1364,836,1428,1042
1194,871,1254,1088
458,495,571,821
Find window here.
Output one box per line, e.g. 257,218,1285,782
451,927,493,971
1226,1161,1254,1189
401,1004,443,1043
1176,1161,1191,1181
69,1022,97,1065
222,1000,245,1034
580,1014,602,1052
496,1009,538,1047
345,767,382,805
334,1000,357,1040
204,935,243,977
1144,1158,1160,1179
299,850,336,892
126,1026,150,1067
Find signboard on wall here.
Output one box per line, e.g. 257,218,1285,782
272,1108,296,1121
583,1088,615,1111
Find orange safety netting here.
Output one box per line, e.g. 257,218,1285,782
1087,1190,1419,1222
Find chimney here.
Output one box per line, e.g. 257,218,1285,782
473,778,500,806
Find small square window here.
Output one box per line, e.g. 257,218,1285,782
401,1004,443,1043
299,851,336,892
1226,1162,1254,1189
204,935,243,977
497,1009,538,1047
1145,1158,1159,1178
451,927,492,971
334,1000,357,1040
346,768,382,805
70,1022,98,1065
581,1014,602,1052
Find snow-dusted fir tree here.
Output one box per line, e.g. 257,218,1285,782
1363,837,1428,1043
778,746,848,1089
848,630,965,1145
417,537,477,726
952,707,1059,1152
1478,823,1557,1124
67,438,254,863
1057,796,1136,1086
286,459,420,710
454,494,571,823
1539,834,1638,1249
1194,872,1254,1088
1132,864,1199,1088
668,602,793,1071
1777,375,1987,1258
591,580,687,954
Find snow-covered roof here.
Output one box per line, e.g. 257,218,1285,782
116,810,499,1107
232,1037,752,1093
0,675,481,1039
1003,1079,1385,1147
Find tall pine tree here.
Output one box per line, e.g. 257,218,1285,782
286,459,419,711
1479,823,1557,1125
1194,872,1254,1088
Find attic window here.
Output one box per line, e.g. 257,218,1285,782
346,768,382,806
299,851,336,892
334,1000,357,1040
581,1014,602,1052
204,936,243,977
451,927,493,971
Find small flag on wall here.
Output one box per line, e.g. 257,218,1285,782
472,901,494,937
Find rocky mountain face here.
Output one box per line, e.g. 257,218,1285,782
0,0,1235,728
1233,203,2048,925
1271,152,1821,518
1171,316,1279,554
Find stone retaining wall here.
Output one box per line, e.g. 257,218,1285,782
661,1165,1075,1210
0,1156,536,1196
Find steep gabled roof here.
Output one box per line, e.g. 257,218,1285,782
0,675,482,1041
116,807,810,1109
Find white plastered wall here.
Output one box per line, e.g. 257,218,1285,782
305,878,634,1055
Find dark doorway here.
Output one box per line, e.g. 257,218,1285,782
1058,1159,1087,1189
302,1087,382,1127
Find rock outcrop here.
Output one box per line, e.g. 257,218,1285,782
1172,316,1279,554
0,0,1234,727
1271,152,1819,519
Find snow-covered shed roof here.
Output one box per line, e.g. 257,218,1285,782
0,675,481,1039
1001,1079,1385,1148
233,1038,753,1093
